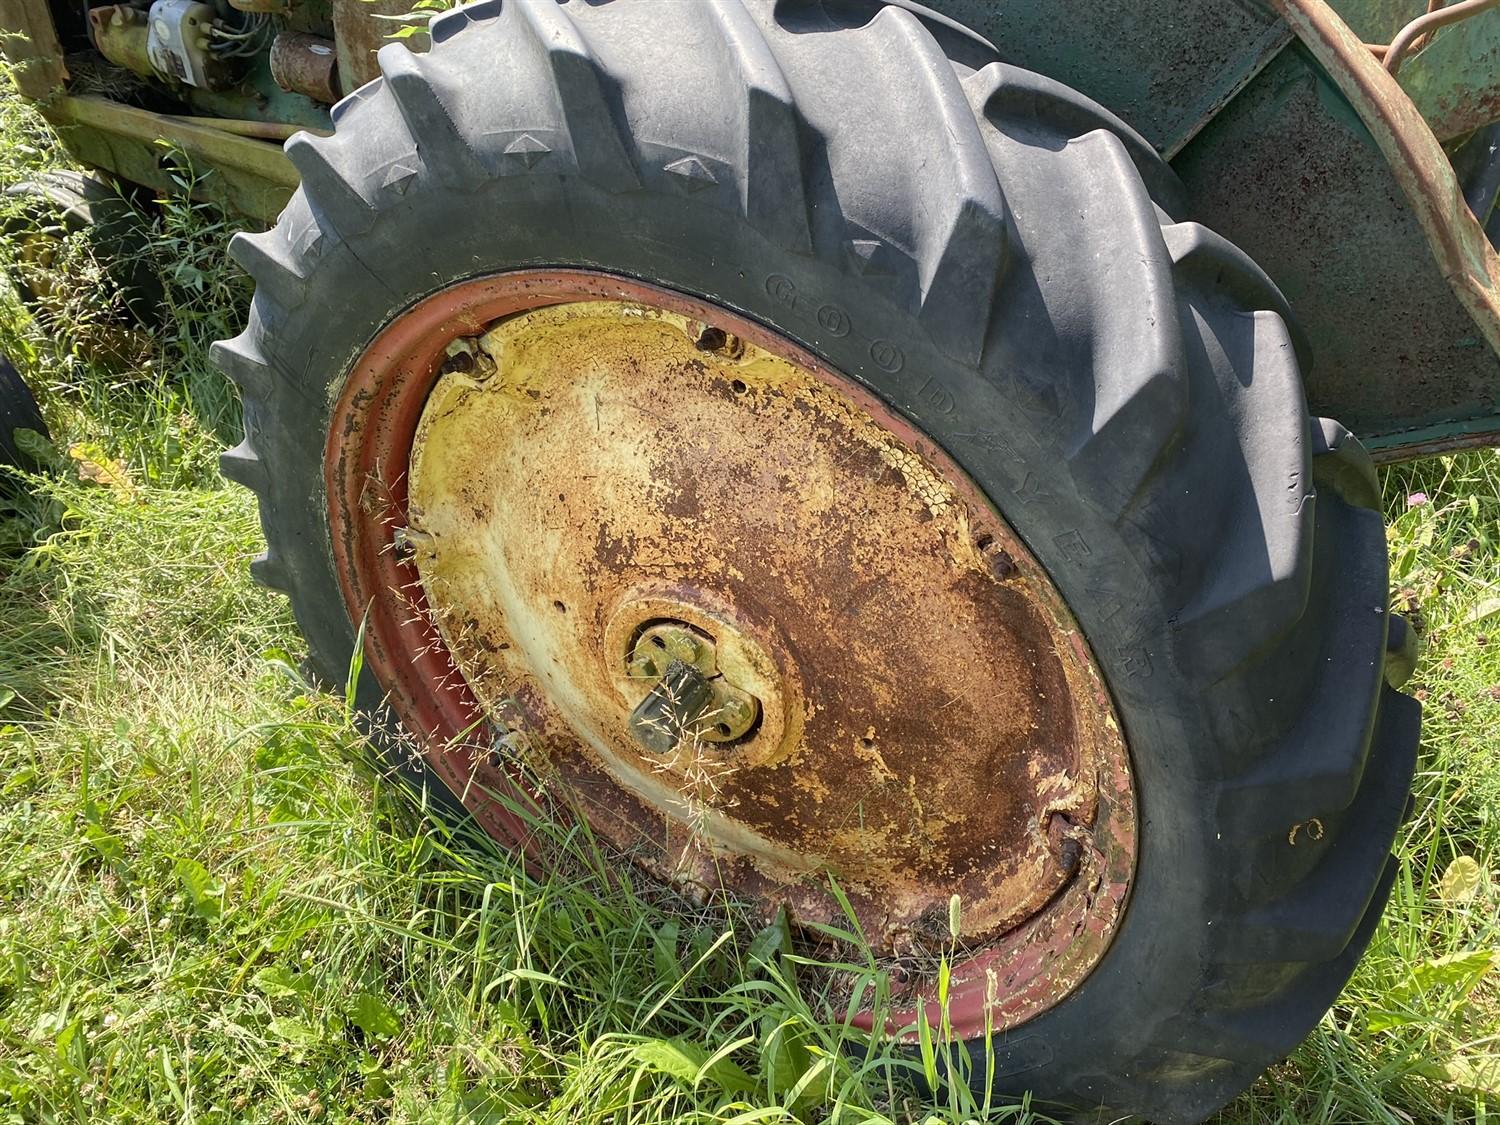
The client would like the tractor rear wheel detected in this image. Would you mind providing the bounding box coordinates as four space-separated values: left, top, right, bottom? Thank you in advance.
215 2 1420 1120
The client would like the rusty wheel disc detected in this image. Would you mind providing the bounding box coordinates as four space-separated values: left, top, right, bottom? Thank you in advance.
327 271 1135 1038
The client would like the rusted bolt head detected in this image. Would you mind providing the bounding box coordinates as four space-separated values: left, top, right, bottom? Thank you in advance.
977 535 1017 580
629 621 713 677
699 690 758 742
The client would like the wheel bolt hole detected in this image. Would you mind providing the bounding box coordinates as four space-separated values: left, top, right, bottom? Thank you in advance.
650 635 667 650
860 736 875 750
441 350 475 375
642 661 658 678
553 600 567 613
695 325 728 352
975 534 994 552
731 378 748 395
716 723 732 737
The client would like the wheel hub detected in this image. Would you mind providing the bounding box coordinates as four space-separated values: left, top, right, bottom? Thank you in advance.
326 273 1135 1037
622 619 763 751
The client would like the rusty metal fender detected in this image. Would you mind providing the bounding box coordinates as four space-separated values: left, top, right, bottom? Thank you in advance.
1276 0 1500 376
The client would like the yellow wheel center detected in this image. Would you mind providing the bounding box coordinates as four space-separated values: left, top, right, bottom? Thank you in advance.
405 299 1129 954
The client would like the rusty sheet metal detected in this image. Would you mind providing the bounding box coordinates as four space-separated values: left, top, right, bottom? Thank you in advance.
1275 2 1500 356
325 271 1134 1039
330 0 425 95
1393 3 1500 141
926 0 1293 157
1173 41 1500 457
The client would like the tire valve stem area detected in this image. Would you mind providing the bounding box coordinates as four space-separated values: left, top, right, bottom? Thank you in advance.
624 620 760 751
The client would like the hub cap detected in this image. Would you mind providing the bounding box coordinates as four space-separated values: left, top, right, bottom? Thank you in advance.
326 272 1135 1037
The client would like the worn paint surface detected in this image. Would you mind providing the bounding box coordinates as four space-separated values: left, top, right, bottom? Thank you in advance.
927 0 1293 157
1332 0 1500 142
43 95 296 222
1392 4 1500 141
404 300 1128 950
326 272 1135 1037
1261 0 1500 455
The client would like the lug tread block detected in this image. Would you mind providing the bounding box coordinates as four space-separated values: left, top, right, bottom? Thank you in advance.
1173 858 1398 1074
329 81 381 126
227 229 308 314
284 134 378 238
967 61 1187 219
1215 688 1417 964
863 5 1006 365
1164 221 1313 372
209 332 274 400
1059 129 1187 519
511 0 639 192
1214 713 1377 845
703 0 813 252
248 551 289 592
377 44 488 186
1212 497 1388 836
1310 416 1381 511
219 440 269 493
1170 310 1314 684
429 0 501 44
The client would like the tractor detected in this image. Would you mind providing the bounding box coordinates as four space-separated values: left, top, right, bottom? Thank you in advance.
2 0 1498 1119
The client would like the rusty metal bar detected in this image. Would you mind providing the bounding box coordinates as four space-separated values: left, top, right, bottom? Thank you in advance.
269 32 341 105
48 96 300 187
1383 0 1500 75
164 114 328 141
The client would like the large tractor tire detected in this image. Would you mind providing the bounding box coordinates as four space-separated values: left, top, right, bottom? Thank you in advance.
215 1 1420 1120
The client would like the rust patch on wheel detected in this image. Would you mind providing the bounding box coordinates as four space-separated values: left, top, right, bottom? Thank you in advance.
325 271 1135 1039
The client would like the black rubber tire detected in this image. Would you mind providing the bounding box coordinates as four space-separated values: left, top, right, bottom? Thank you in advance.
0 355 49 483
2 169 164 326
214 2 1420 1120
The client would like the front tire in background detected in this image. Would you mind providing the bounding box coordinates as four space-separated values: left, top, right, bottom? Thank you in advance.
214 2 1419 1120
1 170 163 355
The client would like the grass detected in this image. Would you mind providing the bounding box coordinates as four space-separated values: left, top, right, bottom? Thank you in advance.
0 80 1497 1124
